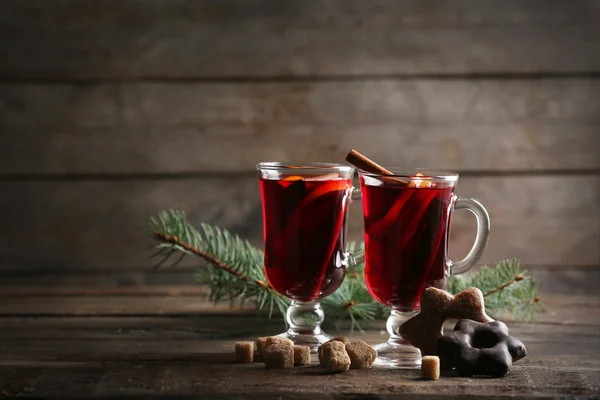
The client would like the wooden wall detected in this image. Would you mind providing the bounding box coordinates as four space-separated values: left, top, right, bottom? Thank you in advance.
0 1 598 288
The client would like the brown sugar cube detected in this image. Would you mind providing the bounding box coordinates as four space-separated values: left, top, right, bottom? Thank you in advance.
256 336 293 356
293 345 311 366
256 337 269 356
263 344 294 369
318 336 350 360
235 341 254 363
331 336 350 345
345 341 377 369
319 341 351 372
265 336 294 349
421 356 440 380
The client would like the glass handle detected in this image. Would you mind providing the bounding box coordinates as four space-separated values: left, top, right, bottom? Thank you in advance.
347 246 365 266
449 195 491 276
346 186 364 266
351 186 362 201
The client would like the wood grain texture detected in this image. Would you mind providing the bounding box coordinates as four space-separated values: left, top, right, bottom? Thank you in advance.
1 79 599 174
1 264 598 303
1 265 597 297
1 0 599 79
0 294 253 316
0 298 598 399
0 294 595 326
0 175 597 271
0 359 597 399
0 311 597 340
0 176 259 271
0 268 199 289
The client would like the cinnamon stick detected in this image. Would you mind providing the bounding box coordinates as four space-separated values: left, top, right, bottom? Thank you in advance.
345 149 406 186
345 149 393 175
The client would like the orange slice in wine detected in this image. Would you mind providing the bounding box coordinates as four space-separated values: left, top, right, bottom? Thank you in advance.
278 179 350 248
408 172 427 188
399 190 438 247
301 179 350 207
368 189 414 237
284 175 304 181
304 172 340 182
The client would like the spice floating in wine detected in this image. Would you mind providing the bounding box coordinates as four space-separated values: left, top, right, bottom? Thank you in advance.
260 173 352 301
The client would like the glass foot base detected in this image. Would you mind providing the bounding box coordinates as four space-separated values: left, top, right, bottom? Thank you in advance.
373 341 422 369
280 300 331 353
277 331 331 354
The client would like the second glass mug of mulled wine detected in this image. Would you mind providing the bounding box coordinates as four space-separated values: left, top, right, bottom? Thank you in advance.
257 162 363 352
359 169 490 368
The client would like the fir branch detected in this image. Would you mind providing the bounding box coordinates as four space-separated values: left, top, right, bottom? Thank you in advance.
483 273 525 297
153 231 267 288
150 210 288 318
150 210 543 329
446 258 543 321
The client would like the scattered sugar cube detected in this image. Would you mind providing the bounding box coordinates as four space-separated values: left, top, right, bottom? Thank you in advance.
421 355 440 380
263 344 294 369
319 341 351 372
256 336 293 356
256 337 269 356
265 336 294 348
235 341 254 363
293 345 311 366
318 336 350 361
331 336 350 345
345 340 377 369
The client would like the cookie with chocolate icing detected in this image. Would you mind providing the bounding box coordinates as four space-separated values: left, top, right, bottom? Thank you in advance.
437 319 527 377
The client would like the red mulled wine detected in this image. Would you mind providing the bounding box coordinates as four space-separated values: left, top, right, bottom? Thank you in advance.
360 178 455 311
260 176 351 301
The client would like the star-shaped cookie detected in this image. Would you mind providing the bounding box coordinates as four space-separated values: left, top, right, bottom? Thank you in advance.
399 287 493 356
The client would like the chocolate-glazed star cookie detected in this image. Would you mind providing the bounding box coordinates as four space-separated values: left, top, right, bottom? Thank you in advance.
437 319 527 377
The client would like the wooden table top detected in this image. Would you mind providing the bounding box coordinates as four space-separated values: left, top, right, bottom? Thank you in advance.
0 288 598 399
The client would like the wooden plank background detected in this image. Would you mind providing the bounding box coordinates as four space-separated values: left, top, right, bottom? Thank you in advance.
1 0 599 78
1 80 599 174
0 1 598 288
0 175 598 270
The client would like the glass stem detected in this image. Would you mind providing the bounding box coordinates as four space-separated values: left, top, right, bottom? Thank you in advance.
386 309 419 345
286 300 325 335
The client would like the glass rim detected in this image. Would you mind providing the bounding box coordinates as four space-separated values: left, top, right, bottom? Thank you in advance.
359 168 459 182
256 161 355 172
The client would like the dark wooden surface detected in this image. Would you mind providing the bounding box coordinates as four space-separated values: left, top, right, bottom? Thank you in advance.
0 288 598 399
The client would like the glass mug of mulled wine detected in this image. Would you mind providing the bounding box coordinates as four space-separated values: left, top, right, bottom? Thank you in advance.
257 162 363 352
359 169 490 368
